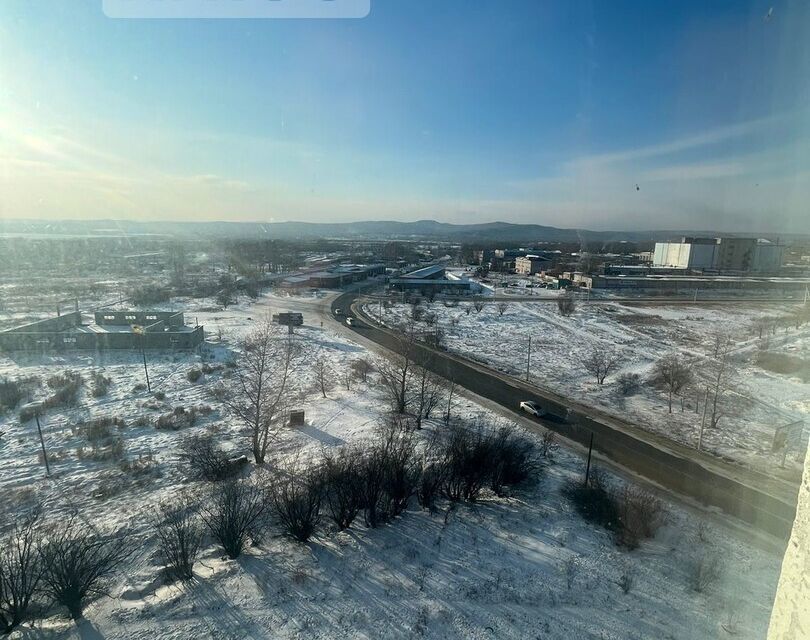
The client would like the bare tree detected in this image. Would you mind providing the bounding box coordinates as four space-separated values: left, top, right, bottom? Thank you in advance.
710 330 734 359
557 292 577 317
198 480 268 559
583 346 620 385
312 355 332 399
378 326 417 414
751 317 769 340
706 348 734 431
473 300 485 313
0 511 43 634
221 318 295 464
496 302 509 316
652 354 693 412
153 496 203 581
215 287 235 310
39 516 133 620
443 376 457 425
414 364 443 429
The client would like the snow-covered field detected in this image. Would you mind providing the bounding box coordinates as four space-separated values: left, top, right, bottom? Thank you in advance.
0 293 783 639
366 298 810 477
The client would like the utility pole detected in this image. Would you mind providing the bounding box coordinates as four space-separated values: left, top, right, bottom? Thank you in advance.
35 411 50 476
23 402 49 476
526 336 532 381
133 326 151 392
698 386 709 451
584 432 594 487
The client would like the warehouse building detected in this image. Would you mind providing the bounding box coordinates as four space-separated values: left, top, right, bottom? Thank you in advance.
0 309 203 352
652 237 785 273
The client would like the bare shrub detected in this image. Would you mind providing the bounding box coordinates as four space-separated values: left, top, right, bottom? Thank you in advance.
473 300 484 313
378 424 419 518
539 430 558 459
322 448 364 530
180 433 238 482
557 293 576 317
489 427 538 495
90 372 111 398
199 480 268 559
562 469 618 531
350 359 374 383
21 371 85 418
617 372 641 397
153 497 203 581
270 464 324 543
0 512 44 634
39 517 132 620
687 552 722 592
186 368 202 383
614 485 664 549
0 378 26 413
442 424 495 502
416 460 446 513
617 566 635 594
155 406 197 431
496 302 509 316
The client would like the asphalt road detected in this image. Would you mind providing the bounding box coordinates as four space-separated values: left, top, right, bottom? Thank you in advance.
333 290 800 540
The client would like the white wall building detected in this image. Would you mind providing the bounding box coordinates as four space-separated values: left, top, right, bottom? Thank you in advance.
653 237 784 273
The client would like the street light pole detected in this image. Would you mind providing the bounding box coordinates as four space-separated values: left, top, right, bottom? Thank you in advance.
584 432 594 487
526 336 532 381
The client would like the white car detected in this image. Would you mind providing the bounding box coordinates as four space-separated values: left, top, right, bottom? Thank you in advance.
345 317 354 326
334 308 343 316
519 401 546 417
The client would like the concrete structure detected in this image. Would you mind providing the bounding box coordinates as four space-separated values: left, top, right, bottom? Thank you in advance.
515 255 552 275
653 237 785 273
0 310 203 352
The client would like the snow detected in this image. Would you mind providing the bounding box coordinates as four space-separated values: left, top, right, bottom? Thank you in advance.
0 292 783 639
366 298 810 477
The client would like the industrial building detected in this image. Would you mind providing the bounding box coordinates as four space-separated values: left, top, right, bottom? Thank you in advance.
388 264 479 296
652 237 785 273
0 309 204 352
280 263 385 290
515 255 552 275
574 273 810 293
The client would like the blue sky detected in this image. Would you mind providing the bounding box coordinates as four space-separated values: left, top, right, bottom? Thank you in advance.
0 0 808 232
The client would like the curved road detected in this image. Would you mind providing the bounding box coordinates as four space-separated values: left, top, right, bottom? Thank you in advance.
330 289 800 540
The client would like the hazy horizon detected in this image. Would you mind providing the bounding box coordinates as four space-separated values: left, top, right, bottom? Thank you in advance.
1 0 809 233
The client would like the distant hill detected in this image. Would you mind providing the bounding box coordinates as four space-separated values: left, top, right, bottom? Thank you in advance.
0 218 793 244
